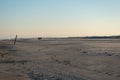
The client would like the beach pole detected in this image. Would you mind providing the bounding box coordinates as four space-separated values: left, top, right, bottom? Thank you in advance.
14 35 17 45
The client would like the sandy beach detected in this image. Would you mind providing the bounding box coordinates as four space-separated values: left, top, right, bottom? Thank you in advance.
0 38 120 80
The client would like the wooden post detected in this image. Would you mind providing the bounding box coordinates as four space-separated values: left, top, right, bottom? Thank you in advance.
14 35 17 45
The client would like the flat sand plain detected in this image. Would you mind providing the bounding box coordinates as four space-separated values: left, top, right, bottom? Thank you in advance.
0 38 120 80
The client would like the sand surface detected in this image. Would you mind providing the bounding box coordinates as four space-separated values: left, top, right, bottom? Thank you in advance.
0 38 120 80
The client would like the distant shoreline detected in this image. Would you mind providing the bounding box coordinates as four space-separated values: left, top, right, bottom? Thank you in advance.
66 35 120 39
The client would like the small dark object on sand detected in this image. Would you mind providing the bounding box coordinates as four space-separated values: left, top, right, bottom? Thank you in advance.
116 75 120 77
82 51 88 53
63 60 71 65
38 37 42 40
104 52 112 56
56 78 62 80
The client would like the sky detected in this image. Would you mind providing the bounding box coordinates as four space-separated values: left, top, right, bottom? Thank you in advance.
0 0 120 38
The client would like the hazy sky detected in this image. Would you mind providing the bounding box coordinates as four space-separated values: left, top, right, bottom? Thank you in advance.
0 0 120 38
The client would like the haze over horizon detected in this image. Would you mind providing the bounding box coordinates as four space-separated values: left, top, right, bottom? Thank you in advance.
0 0 120 39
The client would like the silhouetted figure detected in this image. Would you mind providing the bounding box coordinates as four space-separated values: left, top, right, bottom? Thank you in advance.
14 35 17 44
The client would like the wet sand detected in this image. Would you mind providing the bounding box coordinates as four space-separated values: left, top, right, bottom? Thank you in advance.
0 38 120 80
